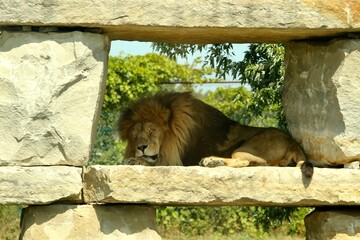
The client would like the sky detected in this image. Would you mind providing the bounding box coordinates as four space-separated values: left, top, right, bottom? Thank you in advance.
110 40 248 64
109 40 249 91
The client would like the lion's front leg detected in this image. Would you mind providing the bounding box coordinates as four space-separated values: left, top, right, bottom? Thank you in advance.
200 151 268 168
123 157 151 166
200 156 251 168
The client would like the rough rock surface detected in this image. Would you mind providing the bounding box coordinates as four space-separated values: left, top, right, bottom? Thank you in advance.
83 165 360 206
0 31 108 166
20 204 161 240
283 40 360 166
0 1 359 42
305 209 360 240
0 166 82 204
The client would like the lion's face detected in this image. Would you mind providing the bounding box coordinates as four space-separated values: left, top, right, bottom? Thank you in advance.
127 121 165 165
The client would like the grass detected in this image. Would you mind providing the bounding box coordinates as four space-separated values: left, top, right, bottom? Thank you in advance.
161 231 304 240
0 205 21 240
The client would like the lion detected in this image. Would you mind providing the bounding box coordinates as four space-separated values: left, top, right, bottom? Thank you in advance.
118 92 313 178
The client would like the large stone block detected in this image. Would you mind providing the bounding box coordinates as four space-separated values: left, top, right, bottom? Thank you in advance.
283 40 360 166
0 1 359 42
0 31 109 166
20 204 161 240
83 165 360 206
0 166 82 204
305 208 360 240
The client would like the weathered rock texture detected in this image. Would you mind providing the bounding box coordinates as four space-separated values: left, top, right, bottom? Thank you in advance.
20 204 161 240
305 208 360 240
0 31 108 166
83 166 360 207
0 1 359 42
0 166 82 204
283 40 360 167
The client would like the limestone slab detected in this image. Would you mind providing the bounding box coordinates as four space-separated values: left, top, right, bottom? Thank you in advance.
0 1 359 42
83 166 360 206
20 204 161 240
0 166 82 204
283 40 360 166
0 31 109 166
305 208 360 240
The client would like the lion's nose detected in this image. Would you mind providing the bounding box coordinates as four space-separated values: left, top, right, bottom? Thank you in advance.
137 145 148 153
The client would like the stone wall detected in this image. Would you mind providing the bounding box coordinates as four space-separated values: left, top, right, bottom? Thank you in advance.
2 164 359 239
1 1 360 239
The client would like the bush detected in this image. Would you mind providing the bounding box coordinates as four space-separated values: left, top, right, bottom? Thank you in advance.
90 111 125 165
156 206 310 238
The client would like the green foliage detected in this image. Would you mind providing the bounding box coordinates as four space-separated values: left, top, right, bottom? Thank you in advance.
157 206 309 238
157 206 248 236
236 44 286 130
204 87 278 127
287 207 313 236
204 43 236 79
204 87 252 125
90 111 125 165
152 43 287 129
104 53 212 112
252 207 296 231
152 43 206 60
0 205 21 240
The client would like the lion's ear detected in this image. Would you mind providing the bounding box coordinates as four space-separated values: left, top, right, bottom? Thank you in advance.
118 108 132 125
160 109 171 125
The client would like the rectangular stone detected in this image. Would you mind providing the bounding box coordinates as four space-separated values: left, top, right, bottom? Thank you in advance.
20 204 161 240
283 40 360 166
0 1 359 42
0 166 82 204
0 31 109 166
83 165 360 206
305 209 360 239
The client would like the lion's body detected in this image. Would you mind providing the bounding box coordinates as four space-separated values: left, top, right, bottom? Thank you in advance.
118 92 313 178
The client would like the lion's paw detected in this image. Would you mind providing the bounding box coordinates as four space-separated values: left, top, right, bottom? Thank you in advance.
200 157 225 167
124 157 149 166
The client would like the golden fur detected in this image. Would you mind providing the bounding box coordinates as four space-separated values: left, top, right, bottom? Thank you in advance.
118 92 313 178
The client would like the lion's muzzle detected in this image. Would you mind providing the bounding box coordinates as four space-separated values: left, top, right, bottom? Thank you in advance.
141 154 159 165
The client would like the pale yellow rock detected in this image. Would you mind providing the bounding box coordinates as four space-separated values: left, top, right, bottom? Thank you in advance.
332 234 360 240
284 40 360 166
0 31 109 166
0 1 359 42
20 204 161 240
0 166 82 204
305 209 360 240
83 165 360 206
